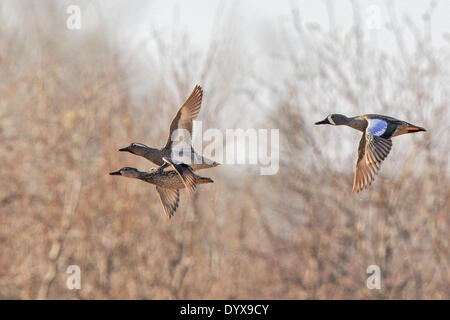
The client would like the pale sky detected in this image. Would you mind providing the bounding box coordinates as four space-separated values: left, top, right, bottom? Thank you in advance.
89 0 450 105
96 0 449 50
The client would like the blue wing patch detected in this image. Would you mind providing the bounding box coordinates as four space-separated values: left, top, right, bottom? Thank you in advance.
367 119 387 136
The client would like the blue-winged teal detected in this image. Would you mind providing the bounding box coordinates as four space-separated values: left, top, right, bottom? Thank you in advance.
315 114 426 192
110 157 213 218
119 85 219 171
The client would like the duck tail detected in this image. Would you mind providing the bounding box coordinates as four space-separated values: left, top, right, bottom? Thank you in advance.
197 176 214 184
406 125 426 133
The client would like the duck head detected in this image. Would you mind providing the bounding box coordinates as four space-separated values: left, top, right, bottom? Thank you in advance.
109 167 141 178
315 114 349 126
119 142 151 156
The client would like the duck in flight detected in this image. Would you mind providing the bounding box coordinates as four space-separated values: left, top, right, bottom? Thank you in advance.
119 85 219 171
315 114 426 192
110 157 214 218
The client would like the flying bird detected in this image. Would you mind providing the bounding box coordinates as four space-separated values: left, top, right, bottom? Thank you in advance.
119 85 219 171
315 114 426 192
110 157 213 218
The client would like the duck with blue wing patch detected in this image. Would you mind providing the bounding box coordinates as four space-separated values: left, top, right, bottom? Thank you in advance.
315 113 426 192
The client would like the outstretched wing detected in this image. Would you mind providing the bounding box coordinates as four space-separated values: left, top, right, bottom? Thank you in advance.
156 187 180 219
164 85 203 149
353 132 392 192
162 157 197 193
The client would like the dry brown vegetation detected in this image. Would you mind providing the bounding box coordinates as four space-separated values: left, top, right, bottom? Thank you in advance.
0 1 448 299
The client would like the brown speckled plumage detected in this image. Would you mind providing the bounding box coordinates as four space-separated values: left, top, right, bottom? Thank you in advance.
110 160 213 218
119 85 219 170
139 167 213 190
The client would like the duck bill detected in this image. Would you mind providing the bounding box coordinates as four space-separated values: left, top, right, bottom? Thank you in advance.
118 146 130 152
109 170 122 176
315 118 330 125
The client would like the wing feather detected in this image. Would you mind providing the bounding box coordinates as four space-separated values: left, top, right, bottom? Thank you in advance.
353 132 392 192
165 85 203 148
162 157 197 193
156 187 180 218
